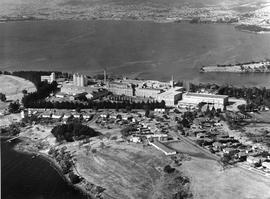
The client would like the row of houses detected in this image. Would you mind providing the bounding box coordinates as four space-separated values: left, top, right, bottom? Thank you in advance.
22 109 93 121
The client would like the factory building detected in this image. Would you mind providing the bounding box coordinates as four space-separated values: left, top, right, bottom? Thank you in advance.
136 87 162 98
41 72 56 83
107 82 133 96
157 87 183 107
179 92 228 109
73 73 87 87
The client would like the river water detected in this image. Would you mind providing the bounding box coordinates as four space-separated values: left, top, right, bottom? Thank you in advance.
0 20 270 87
1 139 87 199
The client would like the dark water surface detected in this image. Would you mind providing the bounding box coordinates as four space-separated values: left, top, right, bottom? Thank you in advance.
1 139 87 199
0 20 270 87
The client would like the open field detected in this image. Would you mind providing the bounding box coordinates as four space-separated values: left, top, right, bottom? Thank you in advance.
18 124 192 199
75 142 186 199
181 157 270 199
250 111 270 123
167 141 213 160
0 75 36 101
0 113 21 127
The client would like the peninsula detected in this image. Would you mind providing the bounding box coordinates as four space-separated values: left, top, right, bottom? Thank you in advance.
200 60 270 73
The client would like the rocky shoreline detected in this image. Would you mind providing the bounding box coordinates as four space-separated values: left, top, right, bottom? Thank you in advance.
13 137 100 199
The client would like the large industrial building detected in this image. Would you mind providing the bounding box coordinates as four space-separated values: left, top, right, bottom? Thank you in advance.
179 92 228 109
157 87 183 107
41 72 56 83
105 77 182 106
73 73 87 87
107 82 134 96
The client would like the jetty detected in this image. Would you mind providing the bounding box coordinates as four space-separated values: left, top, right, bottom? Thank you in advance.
201 60 270 73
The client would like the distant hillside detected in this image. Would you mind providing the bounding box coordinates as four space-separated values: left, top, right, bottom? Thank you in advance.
0 0 269 26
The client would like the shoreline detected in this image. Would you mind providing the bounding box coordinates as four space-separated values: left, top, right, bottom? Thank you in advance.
1 17 270 35
12 137 95 199
201 60 270 73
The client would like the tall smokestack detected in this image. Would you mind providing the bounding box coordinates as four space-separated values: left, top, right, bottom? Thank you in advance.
104 70 107 83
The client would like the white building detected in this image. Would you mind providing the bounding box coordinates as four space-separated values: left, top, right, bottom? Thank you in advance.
73 73 87 87
262 161 270 169
157 87 183 107
149 141 176 155
41 72 56 83
179 92 228 109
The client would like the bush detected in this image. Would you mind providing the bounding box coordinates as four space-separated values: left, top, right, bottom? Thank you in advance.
0 93 6 102
120 125 137 137
69 172 82 184
163 165 175 173
8 101 20 113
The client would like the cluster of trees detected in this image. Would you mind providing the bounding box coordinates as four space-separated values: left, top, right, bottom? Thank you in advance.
120 125 138 137
0 71 12 75
163 165 176 173
48 147 73 174
0 93 6 102
8 101 21 113
0 124 20 136
51 122 99 142
12 71 68 87
189 82 270 112
218 85 270 111
24 98 166 110
48 146 82 184
22 81 58 107
181 111 197 128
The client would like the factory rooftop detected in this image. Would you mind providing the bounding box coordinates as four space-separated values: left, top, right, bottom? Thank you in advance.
184 92 228 99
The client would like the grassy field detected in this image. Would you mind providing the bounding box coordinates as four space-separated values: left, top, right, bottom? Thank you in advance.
181 157 270 199
0 75 36 101
19 123 192 199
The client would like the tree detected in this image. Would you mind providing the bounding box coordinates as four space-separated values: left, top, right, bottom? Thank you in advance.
51 122 99 142
8 124 20 136
22 89 28 95
69 172 82 184
0 93 6 102
120 125 137 137
8 101 20 113
145 109 150 117
163 165 175 173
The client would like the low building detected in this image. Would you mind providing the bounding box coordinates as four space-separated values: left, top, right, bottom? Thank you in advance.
247 156 261 165
223 148 239 155
55 92 66 98
212 142 223 150
262 161 270 169
130 136 141 143
52 113 63 119
149 141 176 155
